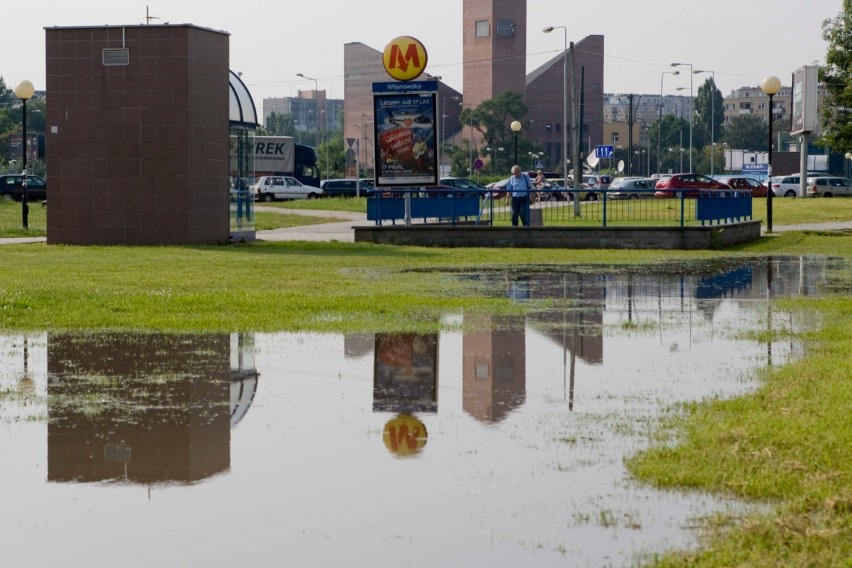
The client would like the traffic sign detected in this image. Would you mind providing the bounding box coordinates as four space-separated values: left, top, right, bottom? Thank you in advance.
595 145 614 159
534 159 544 170
473 158 484 171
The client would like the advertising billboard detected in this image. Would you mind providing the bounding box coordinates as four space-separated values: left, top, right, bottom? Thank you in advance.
373 81 438 186
791 65 818 135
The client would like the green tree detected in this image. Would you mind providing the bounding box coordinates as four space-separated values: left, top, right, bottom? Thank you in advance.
260 111 296 137
694 77 724 153
460 91 528 166
819 0 852 150
723 114 767 151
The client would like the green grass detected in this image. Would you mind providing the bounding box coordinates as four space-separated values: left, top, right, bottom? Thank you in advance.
252 210 348 230
0 199 47 237
260 196 369 213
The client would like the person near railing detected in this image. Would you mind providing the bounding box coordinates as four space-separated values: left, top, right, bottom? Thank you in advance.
507 165 533 226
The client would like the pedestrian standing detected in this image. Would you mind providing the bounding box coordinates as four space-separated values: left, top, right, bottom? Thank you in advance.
507 165 532 226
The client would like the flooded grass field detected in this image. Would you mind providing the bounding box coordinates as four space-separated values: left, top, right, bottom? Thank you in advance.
0 256 843 567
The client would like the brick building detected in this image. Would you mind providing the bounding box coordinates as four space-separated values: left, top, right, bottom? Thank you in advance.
45 24 231 245
342 0 604 176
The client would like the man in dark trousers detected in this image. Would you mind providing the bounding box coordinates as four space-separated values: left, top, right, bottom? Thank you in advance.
507 165 532 226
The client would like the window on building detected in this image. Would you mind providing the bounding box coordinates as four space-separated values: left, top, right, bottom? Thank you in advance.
740 103 752 110
611 132 620 143
475 20 489 37
496 19 515 37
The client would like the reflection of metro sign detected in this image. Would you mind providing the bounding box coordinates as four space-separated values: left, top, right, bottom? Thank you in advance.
594 145 613 159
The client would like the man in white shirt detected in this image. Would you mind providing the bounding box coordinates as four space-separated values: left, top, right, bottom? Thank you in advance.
506 165 532 226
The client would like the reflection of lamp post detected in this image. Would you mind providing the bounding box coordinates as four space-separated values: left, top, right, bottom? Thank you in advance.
13 80 34 230
694 70 716 175
296 73 319 146
510 120 522 166
760 75 781 233
671 62 693 172
659 70 679 175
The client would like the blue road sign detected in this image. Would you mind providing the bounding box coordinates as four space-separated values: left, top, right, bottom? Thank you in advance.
595 145 614 159
534 160 544 170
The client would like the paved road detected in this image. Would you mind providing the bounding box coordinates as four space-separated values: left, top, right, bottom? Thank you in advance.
3 212 851 245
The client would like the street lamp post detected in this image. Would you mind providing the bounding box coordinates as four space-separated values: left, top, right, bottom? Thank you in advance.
544 25 568 181
694 70 716 175
510 120 522 166
441 96 459 177
13 80 35 230
671 63 693 172
760 75 781 234
296 73 319 147
659 70 679 176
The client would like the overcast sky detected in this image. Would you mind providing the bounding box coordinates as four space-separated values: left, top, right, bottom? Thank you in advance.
2 0 839 102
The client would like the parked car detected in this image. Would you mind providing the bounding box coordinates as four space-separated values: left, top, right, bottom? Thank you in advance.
583 174 612 190
716 176 769 198
0 174 47 201
607 177 656 199
654 174 731 198
552 178 599 201
440 177 488 197
484 178 511 200
770 175 803 198
805 176 852 197
252 175 324 201
320 178 375 198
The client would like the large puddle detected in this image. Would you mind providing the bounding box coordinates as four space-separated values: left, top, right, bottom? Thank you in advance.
0 256 845 567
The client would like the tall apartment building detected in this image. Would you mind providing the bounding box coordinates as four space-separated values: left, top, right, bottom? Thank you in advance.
262 92 344 143
723 85 792 126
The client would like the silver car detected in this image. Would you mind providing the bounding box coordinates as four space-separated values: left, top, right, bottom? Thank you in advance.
607 177 656 199
805 176 852 197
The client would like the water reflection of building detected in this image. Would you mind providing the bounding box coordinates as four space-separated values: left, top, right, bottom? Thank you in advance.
47 332 258 484
462 314 526 423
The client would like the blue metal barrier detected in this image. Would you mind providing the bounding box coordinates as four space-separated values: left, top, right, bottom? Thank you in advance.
696 190 753 225
367 191 481 225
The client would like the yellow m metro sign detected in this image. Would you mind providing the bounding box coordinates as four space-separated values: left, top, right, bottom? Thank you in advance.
382 36 428 81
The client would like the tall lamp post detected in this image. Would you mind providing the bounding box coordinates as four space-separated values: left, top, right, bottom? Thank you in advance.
543 26 568 179
296 73 319 146
14 80 35 230
441 96 459 176
694 70 716 175
760 75 781 234
510 120 522 166
671 62 693 172
659 70 679 176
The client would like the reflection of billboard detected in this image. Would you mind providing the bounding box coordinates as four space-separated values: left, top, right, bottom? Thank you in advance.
373 333 438 412
373 83 437 186
791 65 818 135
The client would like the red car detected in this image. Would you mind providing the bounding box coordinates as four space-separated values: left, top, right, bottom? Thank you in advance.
654 174 731 198
716 176 769 197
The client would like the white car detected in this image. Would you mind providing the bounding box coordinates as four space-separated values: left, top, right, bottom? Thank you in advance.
770 175 803 198
252 176 324 202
